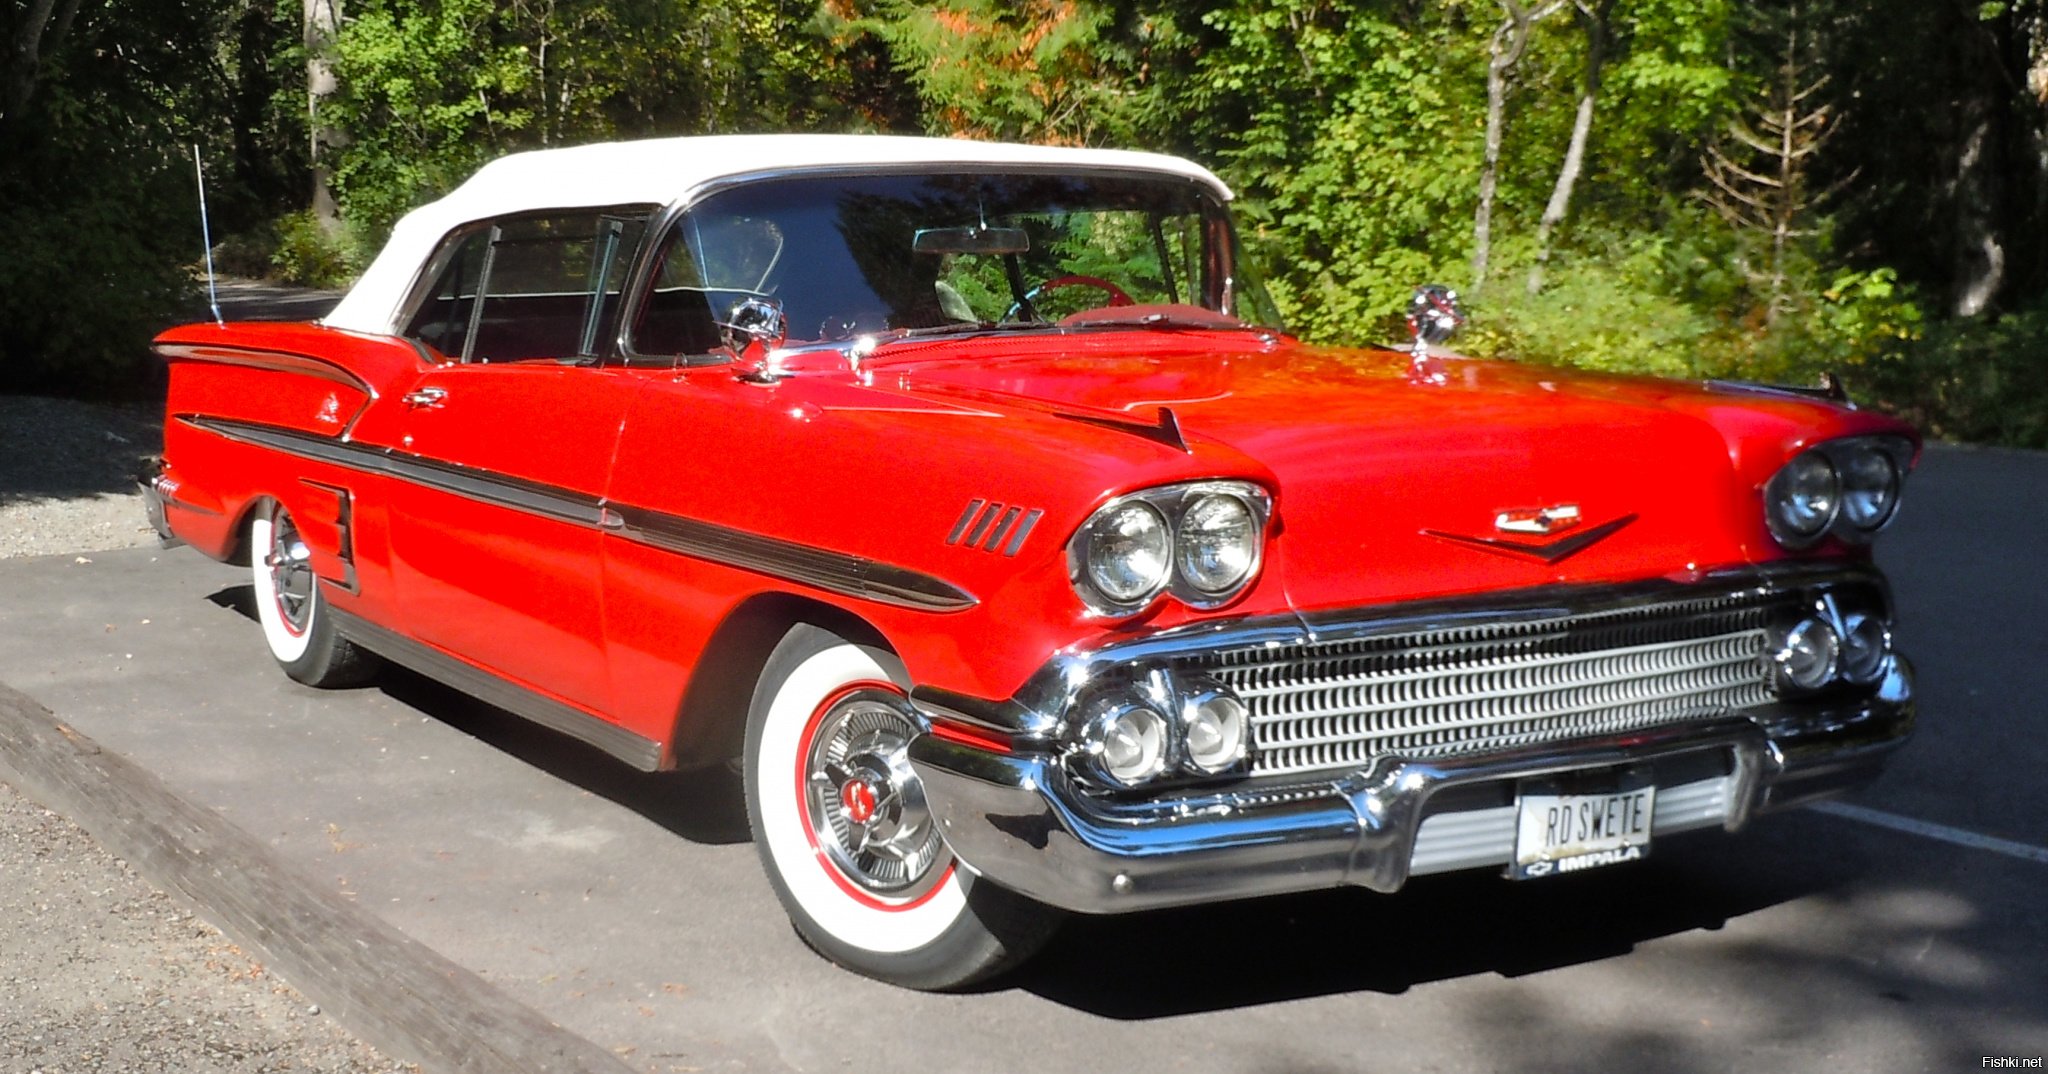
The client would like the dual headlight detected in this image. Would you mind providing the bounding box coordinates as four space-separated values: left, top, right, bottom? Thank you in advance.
1068 481 1273 616
1069 671 1252 790
1769 596 1893 694
1764 436 1913 549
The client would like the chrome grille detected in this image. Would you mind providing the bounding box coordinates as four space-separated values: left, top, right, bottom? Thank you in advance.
1193 592 1777 778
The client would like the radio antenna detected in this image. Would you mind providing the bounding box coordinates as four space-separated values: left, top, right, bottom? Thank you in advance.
192 145 224 326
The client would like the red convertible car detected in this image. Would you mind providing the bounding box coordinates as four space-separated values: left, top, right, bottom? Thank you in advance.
147 134 1918 989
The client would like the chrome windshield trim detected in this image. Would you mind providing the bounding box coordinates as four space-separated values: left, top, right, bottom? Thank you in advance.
614 164 1239 363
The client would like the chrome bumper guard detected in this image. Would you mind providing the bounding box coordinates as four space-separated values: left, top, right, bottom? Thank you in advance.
909 658 1913 915
137 458 184 548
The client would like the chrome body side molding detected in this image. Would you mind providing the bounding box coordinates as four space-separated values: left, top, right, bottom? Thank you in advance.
183 415 976 612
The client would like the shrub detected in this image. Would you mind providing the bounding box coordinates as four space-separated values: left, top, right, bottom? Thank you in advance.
1863 301 2048 449
269 210 366 288
0 152 197 401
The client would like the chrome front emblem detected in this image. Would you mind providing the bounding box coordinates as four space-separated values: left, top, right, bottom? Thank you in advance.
1423 506 1637 565
1495 504 1582 535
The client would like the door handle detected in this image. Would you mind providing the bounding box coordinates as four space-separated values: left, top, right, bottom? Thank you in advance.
403 387 448 409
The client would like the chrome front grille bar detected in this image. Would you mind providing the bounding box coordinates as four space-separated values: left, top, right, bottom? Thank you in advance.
1194 592 1778 778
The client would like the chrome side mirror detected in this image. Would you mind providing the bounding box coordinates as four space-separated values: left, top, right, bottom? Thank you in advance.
721 297 788 381
721 296 787 354
1405 284 1463 386
1406 285 1463 348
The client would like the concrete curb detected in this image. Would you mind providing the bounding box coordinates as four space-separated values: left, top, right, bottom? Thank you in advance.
0 682 635 1074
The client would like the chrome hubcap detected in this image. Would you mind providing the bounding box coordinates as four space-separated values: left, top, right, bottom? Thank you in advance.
265 511 314 633
803 691 948 899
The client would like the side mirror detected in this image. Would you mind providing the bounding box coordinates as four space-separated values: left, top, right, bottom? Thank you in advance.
1406 285 1463 348
721 296 788 381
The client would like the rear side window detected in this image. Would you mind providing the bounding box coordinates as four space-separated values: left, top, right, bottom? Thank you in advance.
402 208 653 363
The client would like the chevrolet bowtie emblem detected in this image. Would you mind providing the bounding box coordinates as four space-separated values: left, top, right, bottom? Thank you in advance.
1494 504 1581 535
1422 506 1637 564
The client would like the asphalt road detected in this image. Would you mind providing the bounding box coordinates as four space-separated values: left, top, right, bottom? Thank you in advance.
0 442 2043 1074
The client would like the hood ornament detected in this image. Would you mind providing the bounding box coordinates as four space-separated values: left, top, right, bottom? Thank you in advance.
1405 284 1464 384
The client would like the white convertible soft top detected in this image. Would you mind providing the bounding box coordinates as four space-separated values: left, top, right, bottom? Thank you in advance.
322 133 1232 334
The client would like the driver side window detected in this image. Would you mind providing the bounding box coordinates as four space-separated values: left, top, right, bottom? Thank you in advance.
402 209 652 363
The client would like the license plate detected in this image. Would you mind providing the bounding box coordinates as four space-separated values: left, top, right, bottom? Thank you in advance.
1511 777 1655 880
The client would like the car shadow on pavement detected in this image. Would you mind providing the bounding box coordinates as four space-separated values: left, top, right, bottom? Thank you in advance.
204 580 1854 1017
205 583 752 847
1009 810 1853 1018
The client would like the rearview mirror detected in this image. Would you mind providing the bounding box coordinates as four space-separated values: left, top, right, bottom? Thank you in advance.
913 226 1030 256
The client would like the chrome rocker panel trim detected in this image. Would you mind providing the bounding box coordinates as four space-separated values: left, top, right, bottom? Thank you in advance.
909 657 1913 915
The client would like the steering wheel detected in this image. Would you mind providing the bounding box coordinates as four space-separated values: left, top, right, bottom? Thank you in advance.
1003 274 1135 323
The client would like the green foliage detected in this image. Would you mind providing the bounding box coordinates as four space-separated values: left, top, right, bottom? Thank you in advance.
1178 2 1485 341
0 0 224 398
329 0 856 240
1863 299 2048 448
1460 235 1727 378
269 211 369 288
0 149 196 399
848 0 1152 145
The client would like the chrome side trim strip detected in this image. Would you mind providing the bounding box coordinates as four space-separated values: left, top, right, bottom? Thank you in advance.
182 415 603 526
185 415 975 612
156 342 381 436
327 603 663 771
614 506 976 612
156 342 373 395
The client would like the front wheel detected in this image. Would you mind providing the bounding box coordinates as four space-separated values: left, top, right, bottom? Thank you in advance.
744 624 1058 990
249 502 376 687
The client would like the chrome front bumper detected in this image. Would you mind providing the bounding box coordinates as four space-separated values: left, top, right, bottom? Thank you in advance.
908 658 1913 914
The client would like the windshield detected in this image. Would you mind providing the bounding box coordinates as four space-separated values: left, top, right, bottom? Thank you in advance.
629 171 1282 355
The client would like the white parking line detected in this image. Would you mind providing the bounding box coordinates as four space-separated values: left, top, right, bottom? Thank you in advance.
1809 801 2048 865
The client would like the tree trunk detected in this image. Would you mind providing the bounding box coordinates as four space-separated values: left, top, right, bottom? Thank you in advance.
2 0 87 136
1472 1 1560 295
1527 0 1612 297
305 0 344 229
1951 102 2007 317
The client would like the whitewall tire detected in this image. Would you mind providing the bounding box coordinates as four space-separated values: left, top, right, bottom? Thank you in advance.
744 624 1057 989
249 502 375 687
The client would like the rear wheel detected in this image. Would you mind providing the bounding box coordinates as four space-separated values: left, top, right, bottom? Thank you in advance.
743 624 1057 990
249 502 375 687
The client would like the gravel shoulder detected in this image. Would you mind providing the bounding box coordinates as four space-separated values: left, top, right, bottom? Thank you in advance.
0 394 164 560
0 780 404 1073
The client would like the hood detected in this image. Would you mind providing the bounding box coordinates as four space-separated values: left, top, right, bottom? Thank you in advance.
874 330 1903 612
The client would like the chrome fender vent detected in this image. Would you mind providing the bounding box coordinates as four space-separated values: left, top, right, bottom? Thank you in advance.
947 499 1044 557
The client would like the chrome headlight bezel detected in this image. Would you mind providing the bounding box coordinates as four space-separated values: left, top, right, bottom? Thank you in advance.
1837 443 1903 532
1176 676 1251 775
1068 481 1273 617
1772 614 1841 693
1074 499 1172 609
1073 691 1174 789
1064 670 1256 792
1763 435 1913 549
